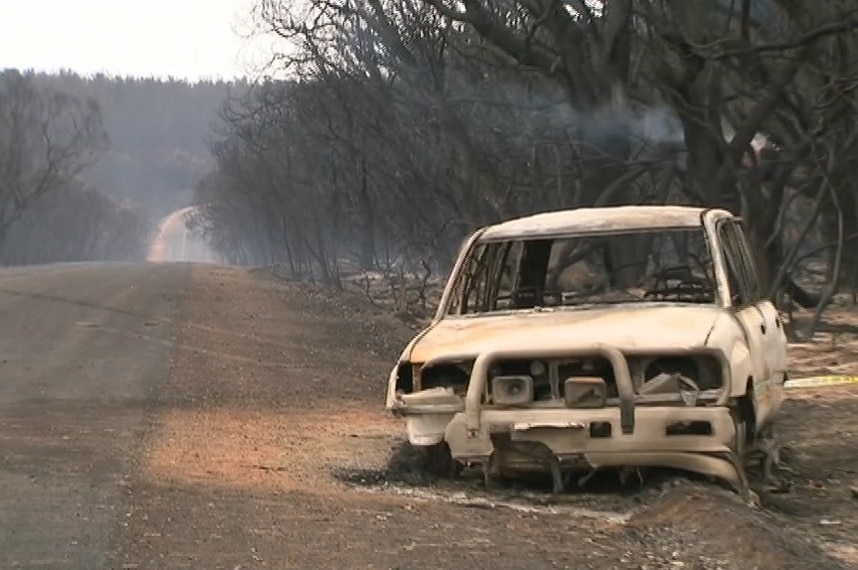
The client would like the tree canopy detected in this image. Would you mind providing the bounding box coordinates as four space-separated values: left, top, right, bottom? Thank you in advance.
194 0 858 333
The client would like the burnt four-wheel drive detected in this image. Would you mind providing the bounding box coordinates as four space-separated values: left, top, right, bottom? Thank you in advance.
385 205 788 498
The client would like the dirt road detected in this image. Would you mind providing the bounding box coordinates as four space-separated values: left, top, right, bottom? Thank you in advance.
0 263 856 569
0 262 188 568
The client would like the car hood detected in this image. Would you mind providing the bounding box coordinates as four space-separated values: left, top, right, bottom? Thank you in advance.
409 304 725 363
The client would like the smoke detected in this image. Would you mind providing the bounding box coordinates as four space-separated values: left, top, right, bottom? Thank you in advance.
569 102 686 147
432 68 687 149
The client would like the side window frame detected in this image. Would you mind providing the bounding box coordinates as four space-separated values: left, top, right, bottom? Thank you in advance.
732 221 763 302
453 240 524 314
716 219 762 308
452 242 488 315
471 243 503 313
487 240 523 312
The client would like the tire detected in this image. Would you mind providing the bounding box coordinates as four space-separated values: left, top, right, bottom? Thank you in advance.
731 393 757 460
732 414 748 461
422 441 462 479
730 401 756 462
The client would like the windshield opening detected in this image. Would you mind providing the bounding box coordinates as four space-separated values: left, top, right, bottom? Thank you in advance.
446 228 716 316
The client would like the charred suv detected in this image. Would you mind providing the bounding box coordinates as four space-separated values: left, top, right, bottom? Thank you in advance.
385 205 788 496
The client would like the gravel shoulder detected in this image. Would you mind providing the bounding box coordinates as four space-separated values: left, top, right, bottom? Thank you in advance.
107 264 858 569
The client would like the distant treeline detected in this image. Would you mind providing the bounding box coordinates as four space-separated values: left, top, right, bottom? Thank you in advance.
0 69 245 266
28 70 249 220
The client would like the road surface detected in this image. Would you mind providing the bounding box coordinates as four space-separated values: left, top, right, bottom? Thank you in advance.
0 262 188 568
0 262 854 570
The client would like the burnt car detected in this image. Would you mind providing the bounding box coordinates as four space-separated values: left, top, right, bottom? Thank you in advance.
385 205 788 497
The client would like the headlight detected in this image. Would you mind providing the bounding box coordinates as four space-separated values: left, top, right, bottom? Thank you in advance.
492 375 533 405
564 376 607 408
641 355 723 392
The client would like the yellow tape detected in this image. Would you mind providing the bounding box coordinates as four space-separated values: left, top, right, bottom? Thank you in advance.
784 375 858 389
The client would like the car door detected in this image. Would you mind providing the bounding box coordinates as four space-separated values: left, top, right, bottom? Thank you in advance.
715 218 782 423
730 221 788 415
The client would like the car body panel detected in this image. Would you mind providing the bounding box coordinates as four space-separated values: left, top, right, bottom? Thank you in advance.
408 304 723 364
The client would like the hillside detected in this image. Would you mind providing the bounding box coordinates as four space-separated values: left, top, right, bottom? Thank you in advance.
28 70 248 221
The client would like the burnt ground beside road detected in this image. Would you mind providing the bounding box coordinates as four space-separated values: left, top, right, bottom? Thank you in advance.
109 265 858 570
0 263 856 569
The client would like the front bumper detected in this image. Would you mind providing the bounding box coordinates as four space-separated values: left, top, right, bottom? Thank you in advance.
446 405 734 464
392 343 743 491
444 405 741 491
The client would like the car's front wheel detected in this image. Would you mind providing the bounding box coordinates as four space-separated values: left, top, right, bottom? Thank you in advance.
422 441 463 479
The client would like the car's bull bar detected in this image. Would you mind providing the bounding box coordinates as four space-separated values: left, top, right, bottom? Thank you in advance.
465 344 636 436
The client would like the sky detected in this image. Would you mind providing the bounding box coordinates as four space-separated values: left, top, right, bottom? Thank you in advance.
0 0 280 81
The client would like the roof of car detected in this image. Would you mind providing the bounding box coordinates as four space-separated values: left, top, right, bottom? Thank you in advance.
478 205 734 241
